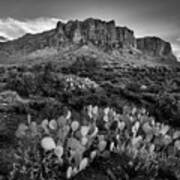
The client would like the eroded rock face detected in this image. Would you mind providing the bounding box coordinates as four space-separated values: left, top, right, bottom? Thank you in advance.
54 18 136 48
136 37 177 61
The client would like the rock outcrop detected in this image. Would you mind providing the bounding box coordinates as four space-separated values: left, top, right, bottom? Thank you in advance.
136 37 177 61
54 18 136 49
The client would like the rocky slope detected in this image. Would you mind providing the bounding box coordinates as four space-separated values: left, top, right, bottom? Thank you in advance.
0 18 178 64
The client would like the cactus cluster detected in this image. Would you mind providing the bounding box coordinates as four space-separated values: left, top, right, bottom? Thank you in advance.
12 105 180 179
63 75 99 92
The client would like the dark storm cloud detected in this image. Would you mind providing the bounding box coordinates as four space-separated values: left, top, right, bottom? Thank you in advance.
0 0 179 57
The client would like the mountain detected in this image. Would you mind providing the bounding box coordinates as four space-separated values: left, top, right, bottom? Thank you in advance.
0 18 178 65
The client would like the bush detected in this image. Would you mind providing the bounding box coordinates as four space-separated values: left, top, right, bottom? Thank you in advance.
67 56 101 74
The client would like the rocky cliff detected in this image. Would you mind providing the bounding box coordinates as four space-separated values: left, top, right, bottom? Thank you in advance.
137 37 177 61
55 18 136 48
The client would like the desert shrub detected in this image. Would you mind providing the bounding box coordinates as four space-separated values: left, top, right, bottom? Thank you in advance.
67 56 101 74
27 98 64 121
5 68 100 100
4 63 180 129
151 93 180 127
5 71 37 97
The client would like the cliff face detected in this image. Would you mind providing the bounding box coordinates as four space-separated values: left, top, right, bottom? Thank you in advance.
136 37 177 61
55 18 136 48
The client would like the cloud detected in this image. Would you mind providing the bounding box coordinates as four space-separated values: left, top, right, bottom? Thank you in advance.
177 38 180 42
172 43 180 59
0 17 63 40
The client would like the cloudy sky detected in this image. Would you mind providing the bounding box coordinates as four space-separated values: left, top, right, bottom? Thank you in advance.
0 0 179 58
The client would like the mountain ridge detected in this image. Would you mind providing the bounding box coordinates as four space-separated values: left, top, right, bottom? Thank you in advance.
0 18 178 64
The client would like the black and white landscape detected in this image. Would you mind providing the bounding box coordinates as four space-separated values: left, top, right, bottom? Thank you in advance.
0 1 180 180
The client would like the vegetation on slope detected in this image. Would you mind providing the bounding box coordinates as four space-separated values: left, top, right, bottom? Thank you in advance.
0 56 180 179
